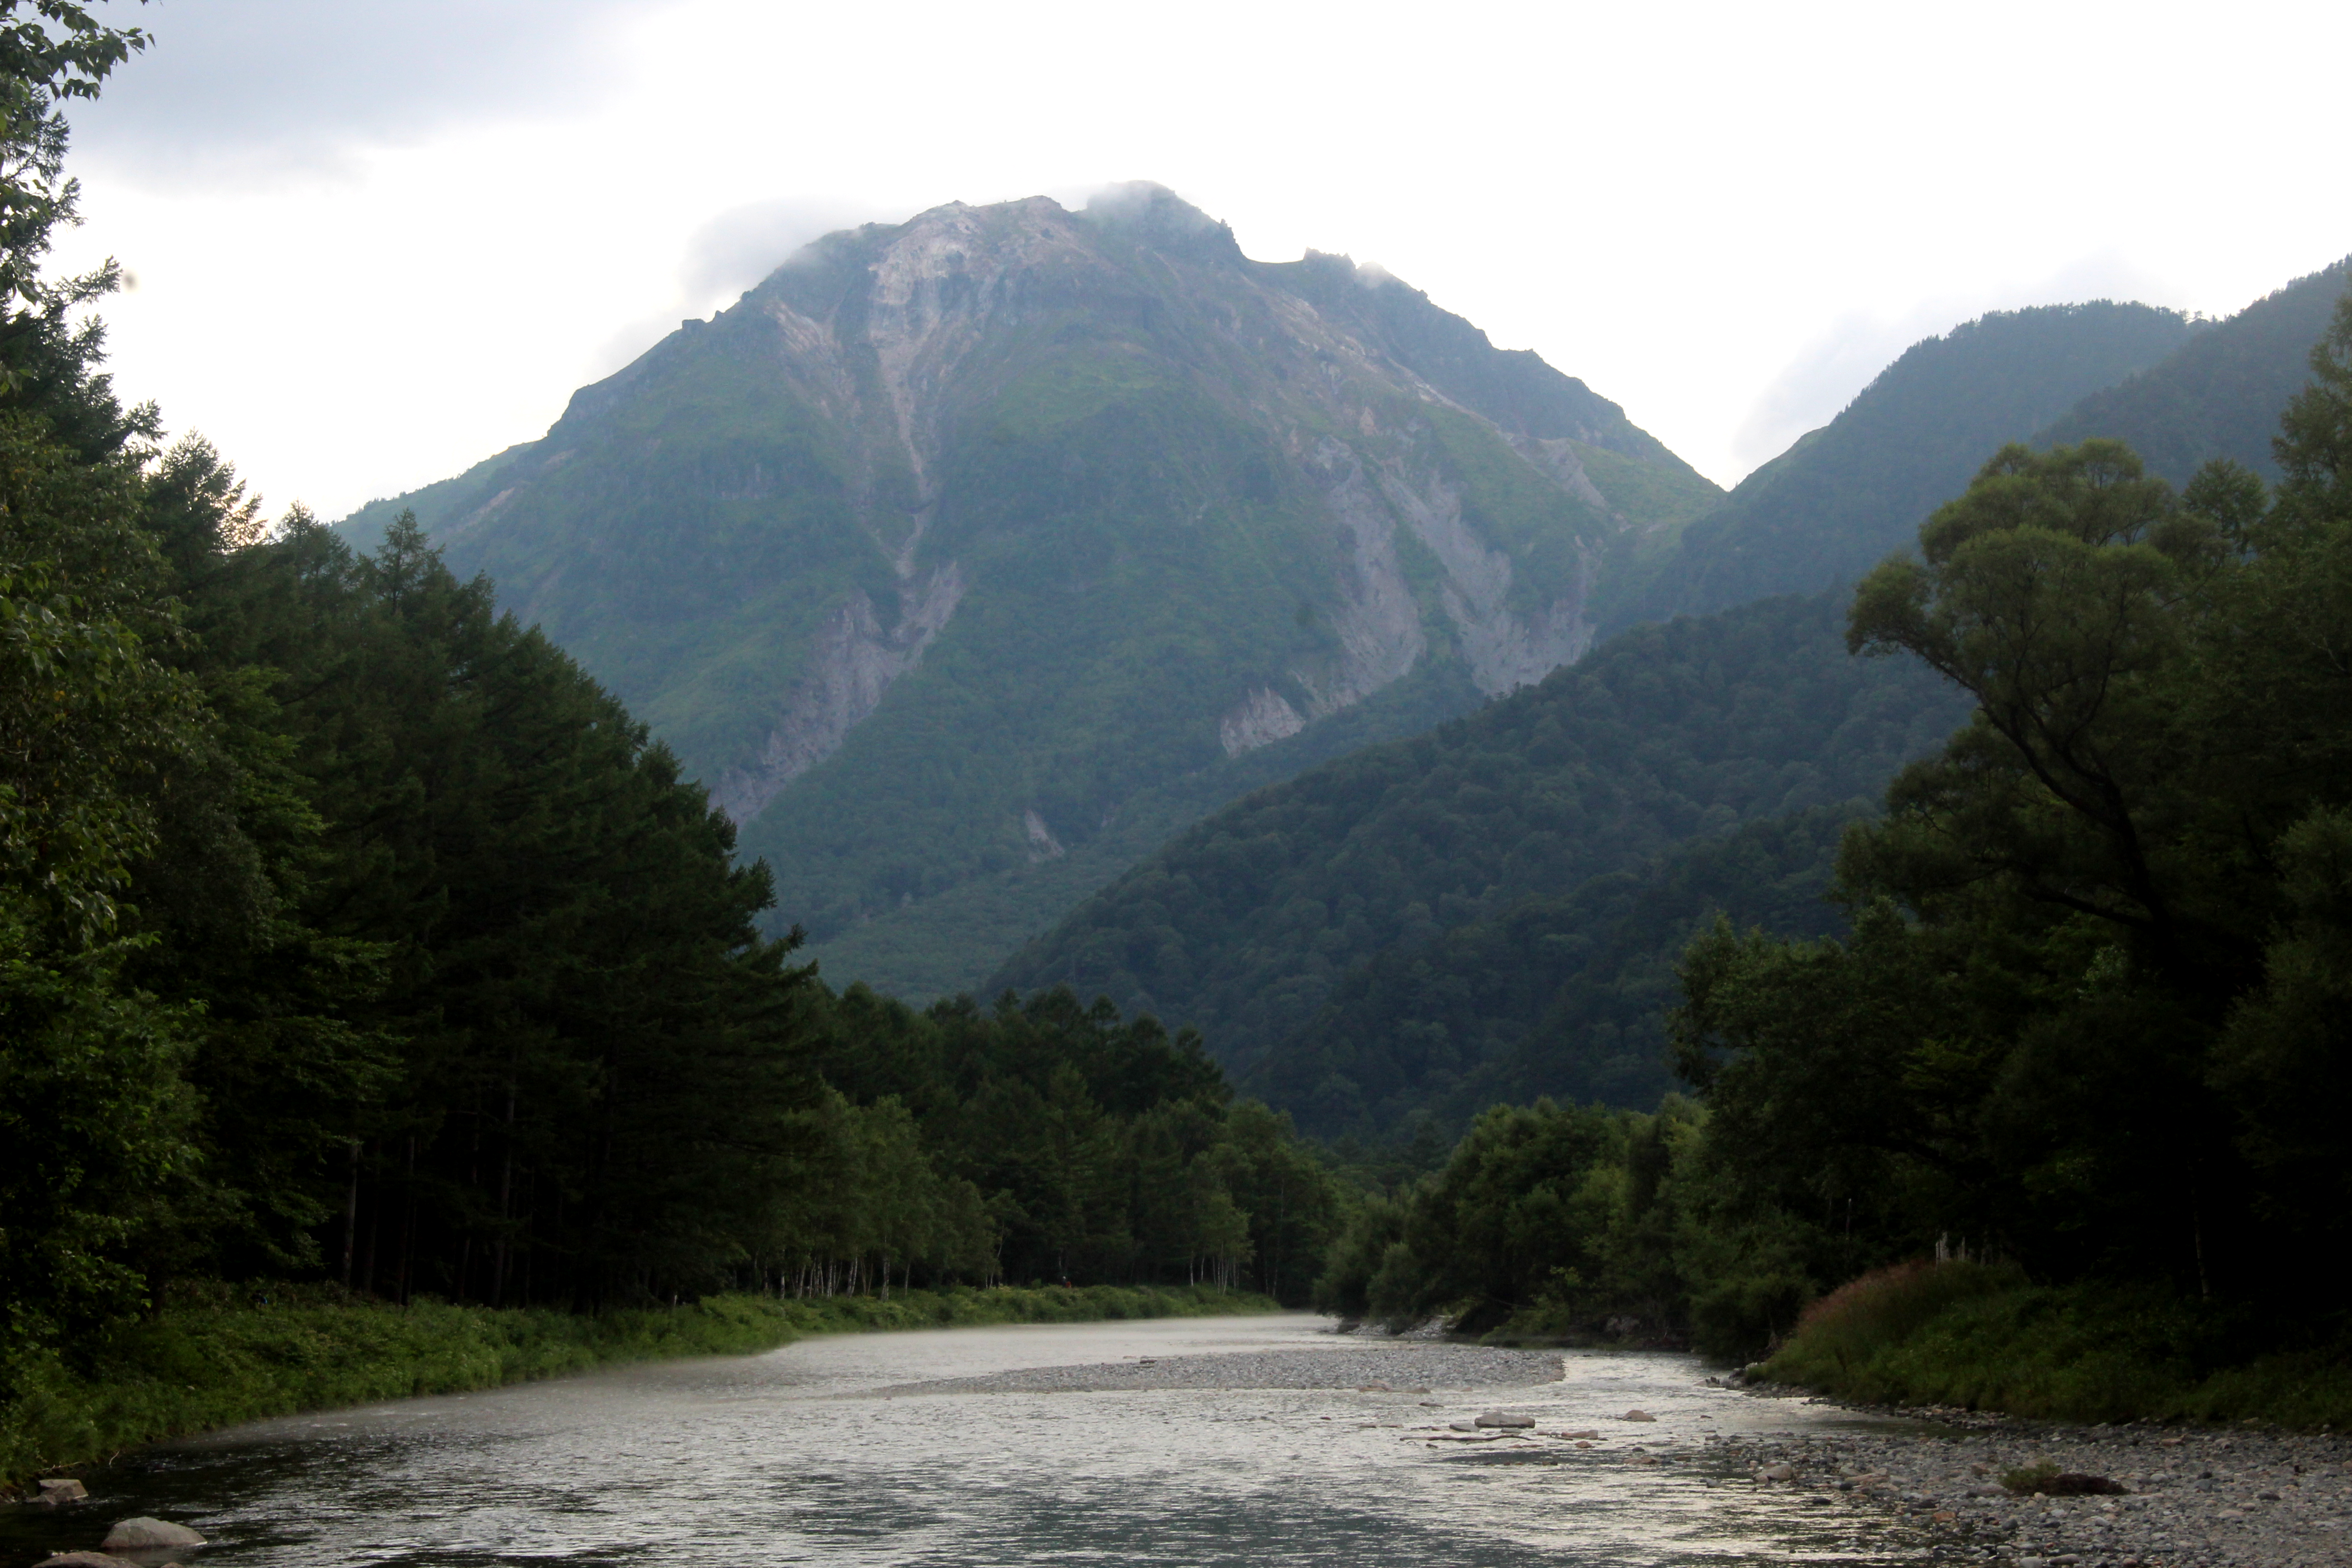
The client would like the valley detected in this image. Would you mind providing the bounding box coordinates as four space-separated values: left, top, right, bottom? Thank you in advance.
10 10 2352 1548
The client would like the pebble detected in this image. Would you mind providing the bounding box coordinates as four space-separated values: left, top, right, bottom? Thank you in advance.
1703 1396 2352 1568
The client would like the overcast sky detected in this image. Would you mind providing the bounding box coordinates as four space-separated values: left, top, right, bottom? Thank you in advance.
52 0 2352 520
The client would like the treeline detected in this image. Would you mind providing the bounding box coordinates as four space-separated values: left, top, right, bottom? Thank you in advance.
0 20 1333 1401
797 988 1337 1300
1324 291 2352 1372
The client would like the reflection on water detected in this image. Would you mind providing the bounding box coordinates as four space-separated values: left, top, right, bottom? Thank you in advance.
2 1315 1946 1567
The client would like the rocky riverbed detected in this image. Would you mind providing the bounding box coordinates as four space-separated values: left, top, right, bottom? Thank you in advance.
1694 1392 2352 1568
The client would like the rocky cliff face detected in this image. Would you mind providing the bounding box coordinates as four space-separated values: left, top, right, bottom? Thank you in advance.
341 184 1720 994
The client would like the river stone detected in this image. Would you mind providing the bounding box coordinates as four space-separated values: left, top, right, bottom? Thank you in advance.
102 1519 206 1551
1621 1409 1657 1421
36 1478 88 1504
33 1555 139 1567
1760 1462 1797 1481
1475 1411 1535 1428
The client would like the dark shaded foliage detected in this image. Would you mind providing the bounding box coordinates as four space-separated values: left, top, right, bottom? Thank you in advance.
1246 802 1869 1140
994 591 1967 1086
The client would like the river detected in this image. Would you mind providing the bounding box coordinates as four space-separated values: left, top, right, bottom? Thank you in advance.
5 1314 1953 1566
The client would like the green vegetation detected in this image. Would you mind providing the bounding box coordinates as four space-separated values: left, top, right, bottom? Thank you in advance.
805 660 1484 1000
1316 292 2352 1427
1761 1263 2352 1429
0 1280 1274 1484
0 32 1339 1486
1246 803 1870 1141
2037 258 2352 484
994 589 1966 1081
338 191 1717 1000
1622 302 2199 627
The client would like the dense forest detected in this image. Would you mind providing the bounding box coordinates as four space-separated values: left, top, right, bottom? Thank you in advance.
1325 301 2352 1401
0 16 1335 1410
992 588 1968 1076
1247 802 1869 1141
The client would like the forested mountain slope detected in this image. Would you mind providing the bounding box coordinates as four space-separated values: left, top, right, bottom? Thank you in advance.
1617 302 2195 627
2034 257 2352 482
339 185 1718 998
987 591 1969 1070
1236 803 1866 1139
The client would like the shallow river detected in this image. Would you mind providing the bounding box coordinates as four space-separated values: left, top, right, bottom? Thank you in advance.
6 1314 1953 1567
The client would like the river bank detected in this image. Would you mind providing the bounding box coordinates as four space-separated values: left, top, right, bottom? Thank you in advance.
0 1319 1915 1567
1700 1389 2352 1568
13 1316 2339 1567
0 1281 1272 1489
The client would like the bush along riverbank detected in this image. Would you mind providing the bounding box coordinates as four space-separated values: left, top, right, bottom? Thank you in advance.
1758 1262 2352 1429
0 1281 1275 1488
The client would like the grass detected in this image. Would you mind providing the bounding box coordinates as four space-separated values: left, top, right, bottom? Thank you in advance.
0 1280 1277 1487
1762 1260 2352 1428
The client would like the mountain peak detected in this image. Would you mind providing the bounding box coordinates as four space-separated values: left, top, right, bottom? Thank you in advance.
1080 180 1241 262
337 191 1719 996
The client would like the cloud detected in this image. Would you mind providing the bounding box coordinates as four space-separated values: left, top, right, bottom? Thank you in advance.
70 0 676 184
677 196 884 304
580 196 897 382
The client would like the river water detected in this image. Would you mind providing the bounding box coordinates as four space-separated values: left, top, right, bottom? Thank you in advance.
5 1314 1953 1567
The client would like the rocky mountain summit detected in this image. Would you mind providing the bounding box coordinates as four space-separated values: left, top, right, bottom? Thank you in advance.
342 183 1717 991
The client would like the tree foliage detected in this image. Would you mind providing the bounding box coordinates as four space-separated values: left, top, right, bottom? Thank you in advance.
1674 293 2352 1325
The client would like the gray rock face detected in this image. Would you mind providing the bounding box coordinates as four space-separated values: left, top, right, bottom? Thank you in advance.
100 1518 206 1551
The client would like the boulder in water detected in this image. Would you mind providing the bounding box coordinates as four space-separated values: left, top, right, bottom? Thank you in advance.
1621 1409 1657 1421
36 1478 88 1504
1474 1411 1534 1428
102 1519 206 1551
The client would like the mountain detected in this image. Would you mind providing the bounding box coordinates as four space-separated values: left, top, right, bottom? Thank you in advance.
985 590 1970 1072
340 185 1720 997
2034 257 2352 482
1001 261 2352 1138
1614 302 2196 627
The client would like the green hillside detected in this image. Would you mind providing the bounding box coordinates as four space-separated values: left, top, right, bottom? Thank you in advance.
1614 301 2195 626
340 186 1718 998
986 590 1970 1068
1236 802 1868 1139
2034 257 2352 480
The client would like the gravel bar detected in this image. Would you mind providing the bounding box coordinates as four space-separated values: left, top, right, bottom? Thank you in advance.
853 1330 2348 1568
1704 1393 2352 1568
862 1343 1568 1396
